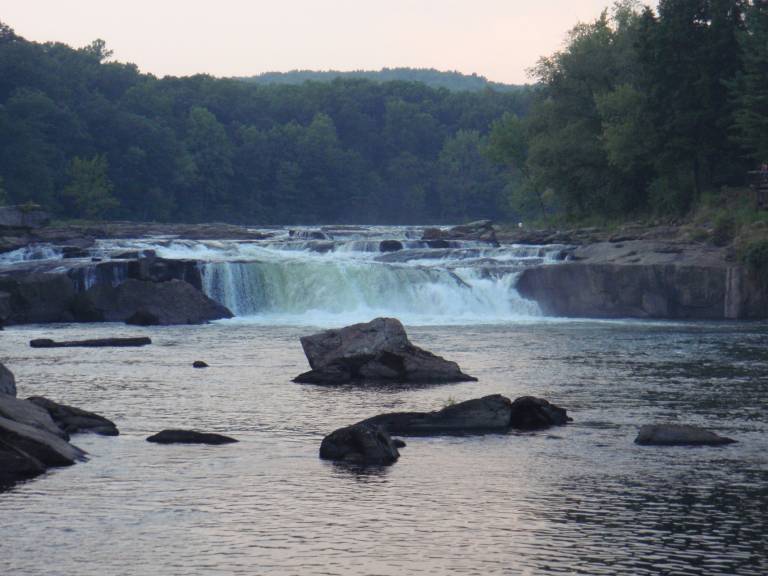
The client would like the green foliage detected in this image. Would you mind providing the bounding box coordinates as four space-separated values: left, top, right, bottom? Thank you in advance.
712 214 737 246
0 22 534 224
741 238 768 281
61 155 119 219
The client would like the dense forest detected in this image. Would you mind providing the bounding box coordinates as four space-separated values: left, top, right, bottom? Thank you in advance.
498 0 768 220
241 68 522 93
0 25 532 224
0 0 766 225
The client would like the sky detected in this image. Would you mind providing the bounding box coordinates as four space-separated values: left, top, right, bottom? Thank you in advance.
3 1 636 84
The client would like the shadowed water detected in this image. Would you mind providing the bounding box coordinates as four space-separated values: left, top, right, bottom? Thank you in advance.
0 320 766 575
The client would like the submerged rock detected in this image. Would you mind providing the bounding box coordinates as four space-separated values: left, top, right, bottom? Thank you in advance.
27 396 119 436
635 424 736 446
71 278 233 325
192 361 209 368
294 317 476 384
146 429 238 445
319 422 400 465
0 362 16 396
30 336 152 348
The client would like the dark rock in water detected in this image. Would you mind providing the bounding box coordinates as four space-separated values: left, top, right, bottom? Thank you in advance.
71 278 232 325
0 272 76 324
379 240 403 252
60 246 90 259
509 396 571 430
362 395 514 435
422 220 498 245
0 413 87 487
192 361 209 368
146 429 238 445
289 229 329 241
392 438 407 448
319 422 400 465
0 362 16 397
635 424 736 446
125 309 160 326
0 394 69 439
425 239 451 249
30 336 152 348
294 317 476 385
27 396 119 436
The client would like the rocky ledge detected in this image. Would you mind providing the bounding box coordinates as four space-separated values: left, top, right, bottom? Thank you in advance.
294 317 477 385
516 239 767 319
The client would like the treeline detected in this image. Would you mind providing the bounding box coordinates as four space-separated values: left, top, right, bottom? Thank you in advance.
490 0 768 220
0 24 532 224
241 68 523 93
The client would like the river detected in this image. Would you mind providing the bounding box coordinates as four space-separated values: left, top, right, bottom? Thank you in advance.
0 226 766 575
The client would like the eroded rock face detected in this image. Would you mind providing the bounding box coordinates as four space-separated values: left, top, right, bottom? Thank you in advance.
294 317 476 384
0 363 16 397
635 424 736 446
319 423 400 465
146 430 238 445
422 220 498 245
27 396 119 436
72 279 233 325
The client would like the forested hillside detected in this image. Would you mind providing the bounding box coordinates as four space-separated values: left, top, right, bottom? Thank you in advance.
240 68 522 93
491 0 768 220
0 24 531 224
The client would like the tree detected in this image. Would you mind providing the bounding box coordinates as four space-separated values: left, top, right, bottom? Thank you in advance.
61 155 119 219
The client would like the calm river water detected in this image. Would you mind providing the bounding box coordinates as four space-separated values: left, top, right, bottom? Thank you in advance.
1 319 766 575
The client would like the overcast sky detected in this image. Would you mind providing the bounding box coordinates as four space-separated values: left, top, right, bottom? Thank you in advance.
3 1 643 84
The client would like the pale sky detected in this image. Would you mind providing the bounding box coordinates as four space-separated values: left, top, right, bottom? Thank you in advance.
3 1 637 84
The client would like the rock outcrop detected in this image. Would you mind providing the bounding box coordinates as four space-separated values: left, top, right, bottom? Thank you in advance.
294 317 477 384
634 424 736 446
0 362 16 396
30 337 152 348
27 396 119 436
146 429 238 445
360 394 570 435
422 220 498 245
515 240 768 320
0 205 50 229
0 394 69 439
71 279 232 325
319 422 401 465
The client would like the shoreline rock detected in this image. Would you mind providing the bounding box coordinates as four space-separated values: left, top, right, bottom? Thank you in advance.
294 317 477 385
27 396 119 436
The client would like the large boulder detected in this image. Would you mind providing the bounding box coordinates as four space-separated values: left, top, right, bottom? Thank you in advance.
146 429 238 445
0 394 68 439
635 424 736 446
319 422 400 465
422 220 498 245
362 395 514 435
294 317 476 384
71 278 233 325
0 272 77 324
0 362 16 396
27 396 119 436
360 394 571 435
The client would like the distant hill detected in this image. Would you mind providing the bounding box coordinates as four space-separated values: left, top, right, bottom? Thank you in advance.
238 68 525 92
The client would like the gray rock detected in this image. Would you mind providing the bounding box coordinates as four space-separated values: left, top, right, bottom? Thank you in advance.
319 422 400 465
635 424 736 446
0 205 50 229
0 272 76 324
30 337 152 348
0 394 68 439
0 415 87 467
0 362 16 396
27 396 119 436
192 361 209 368
146 429 238 445
72 278 233 325
294 317 476 384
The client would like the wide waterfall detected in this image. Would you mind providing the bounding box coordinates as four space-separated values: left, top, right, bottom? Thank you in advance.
86 226 568 326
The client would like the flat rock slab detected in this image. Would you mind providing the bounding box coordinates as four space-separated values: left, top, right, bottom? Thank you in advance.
294 317 476 384
27 396 119 436
320 422 400 465
635 424 736 446
30 337 152 348
146 429 238 445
